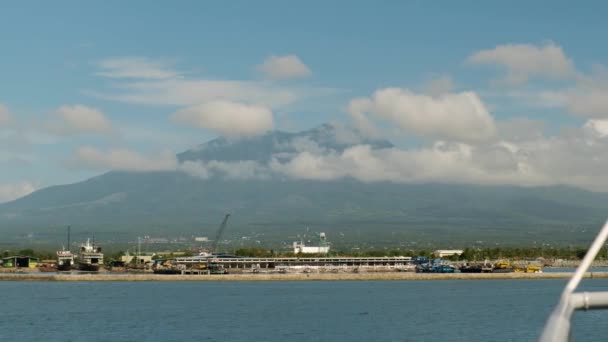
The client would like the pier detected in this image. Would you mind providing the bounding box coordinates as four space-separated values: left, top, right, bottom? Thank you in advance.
172 256 413 272
0 272 607 282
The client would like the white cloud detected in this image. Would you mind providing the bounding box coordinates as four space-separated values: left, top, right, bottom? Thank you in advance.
539 75 608 118
171 100 274 138
59 117 608 192
90 78 298 109
348 88 496 142
0 181 36 203
178 160 269 180
584 119 608 137
269 143 541 186
348 98 381 138
89 56 336 111
468 42 575 85
257 55 312 80
47 105 113 136
495 118 545 141
0 104 12 125
267 126 608 191
73 146 177 172
488 65 608 119
96 57 178 79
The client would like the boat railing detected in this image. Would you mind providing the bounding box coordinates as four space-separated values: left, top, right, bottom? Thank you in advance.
539 219 608 342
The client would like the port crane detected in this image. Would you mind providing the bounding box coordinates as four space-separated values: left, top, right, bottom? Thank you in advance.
209 213 230 255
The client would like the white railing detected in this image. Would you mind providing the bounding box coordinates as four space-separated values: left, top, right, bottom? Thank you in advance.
539 219 608 342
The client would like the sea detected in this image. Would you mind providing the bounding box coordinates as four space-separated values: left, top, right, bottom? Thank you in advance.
2 278 608 342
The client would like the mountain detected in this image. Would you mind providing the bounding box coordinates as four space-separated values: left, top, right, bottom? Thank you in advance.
176 123 393 163
1 124 607 248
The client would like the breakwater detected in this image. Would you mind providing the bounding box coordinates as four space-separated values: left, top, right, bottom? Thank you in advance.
1 271 607 282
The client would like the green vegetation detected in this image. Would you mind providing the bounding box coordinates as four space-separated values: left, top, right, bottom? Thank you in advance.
1 245 605 263
231 246 607 261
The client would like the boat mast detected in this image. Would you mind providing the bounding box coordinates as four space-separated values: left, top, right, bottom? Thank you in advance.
67 225 71 252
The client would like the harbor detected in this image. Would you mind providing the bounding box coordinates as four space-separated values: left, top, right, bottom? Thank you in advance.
0 224 598 278
0 271 606 281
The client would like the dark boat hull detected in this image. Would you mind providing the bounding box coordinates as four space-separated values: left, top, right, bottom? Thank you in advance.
78 263 100 272
57 264 72 271
153 269 182 275
460 266 482 273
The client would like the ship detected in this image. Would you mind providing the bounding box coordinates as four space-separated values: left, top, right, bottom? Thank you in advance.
77 239 103 271
56 249 74 271
293 232 330 254
56 226 74 271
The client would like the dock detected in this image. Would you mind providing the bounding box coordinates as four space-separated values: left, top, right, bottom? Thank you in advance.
172 256 414 272
1 272 607 282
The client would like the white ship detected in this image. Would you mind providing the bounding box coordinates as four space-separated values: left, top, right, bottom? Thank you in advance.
78 239 103 271
293 232 330 254
56 249 74 271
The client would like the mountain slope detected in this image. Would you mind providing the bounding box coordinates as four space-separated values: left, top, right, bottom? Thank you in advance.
1 124 607 247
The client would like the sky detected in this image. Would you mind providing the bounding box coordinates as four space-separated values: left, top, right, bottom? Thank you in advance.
2 1 608 202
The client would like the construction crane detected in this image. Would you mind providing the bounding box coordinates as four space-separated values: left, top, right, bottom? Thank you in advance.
210 214 230 255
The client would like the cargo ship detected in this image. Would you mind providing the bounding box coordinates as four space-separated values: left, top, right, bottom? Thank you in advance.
78 239 103 271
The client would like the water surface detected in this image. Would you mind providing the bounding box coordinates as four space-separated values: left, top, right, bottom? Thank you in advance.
1 279 607 341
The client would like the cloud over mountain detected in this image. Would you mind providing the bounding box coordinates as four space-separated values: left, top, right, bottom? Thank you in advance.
73 146 177 172
348 88 496 143
171 100 274 138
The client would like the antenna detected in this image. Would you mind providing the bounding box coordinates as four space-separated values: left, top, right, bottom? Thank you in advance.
67 226 71 252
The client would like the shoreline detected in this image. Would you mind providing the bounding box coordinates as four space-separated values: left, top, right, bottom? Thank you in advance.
0 271 607 282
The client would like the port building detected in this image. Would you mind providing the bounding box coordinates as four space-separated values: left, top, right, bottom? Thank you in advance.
0 256 40 268
121 252 155 265
172 256 413 272
433 250 464 258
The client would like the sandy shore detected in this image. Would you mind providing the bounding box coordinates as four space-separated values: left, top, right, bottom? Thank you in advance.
0 272 606 281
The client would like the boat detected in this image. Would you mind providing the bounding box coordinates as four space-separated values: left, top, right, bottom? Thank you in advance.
416 259 456 273
459 264 483 273
38 263 57 272
153 268 182 275
56 249 74 271
293 232 330 254
513 263 542 273
492 260 514 273
77 239 103 271
56 226 74 271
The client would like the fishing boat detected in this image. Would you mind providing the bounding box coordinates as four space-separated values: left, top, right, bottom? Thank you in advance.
77 239 103 272
415 259 456 273
513 263 542 273
459 264 483 273
492 260 514 273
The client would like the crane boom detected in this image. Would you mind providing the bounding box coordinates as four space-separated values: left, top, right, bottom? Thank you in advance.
210 214 230 255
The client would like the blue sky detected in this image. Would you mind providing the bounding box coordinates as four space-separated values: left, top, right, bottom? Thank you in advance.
2 1 608 201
